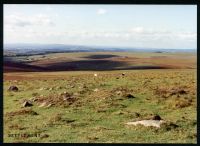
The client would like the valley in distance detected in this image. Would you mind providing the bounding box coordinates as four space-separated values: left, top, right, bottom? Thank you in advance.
3 43 197 143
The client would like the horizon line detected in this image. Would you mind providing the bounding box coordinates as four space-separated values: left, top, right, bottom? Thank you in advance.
4 43 197 50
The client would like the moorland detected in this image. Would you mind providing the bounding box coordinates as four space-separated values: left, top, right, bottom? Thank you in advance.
3 48 197 143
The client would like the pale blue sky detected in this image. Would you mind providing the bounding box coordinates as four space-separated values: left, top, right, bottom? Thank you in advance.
4 4 197 49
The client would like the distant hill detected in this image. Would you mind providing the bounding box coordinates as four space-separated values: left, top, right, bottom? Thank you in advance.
4 61 47 72
4 43 196 57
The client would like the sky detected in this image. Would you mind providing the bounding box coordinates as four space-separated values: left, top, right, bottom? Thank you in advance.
4 4 197 49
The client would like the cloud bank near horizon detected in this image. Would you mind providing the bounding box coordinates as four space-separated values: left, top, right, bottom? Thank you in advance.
4 5 197 49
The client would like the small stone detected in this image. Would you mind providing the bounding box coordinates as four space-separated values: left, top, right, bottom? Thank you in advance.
40 134 49 139
93 88 99 92
125 94 135 98
47 104 52 107
70 85 75 88
178 89 187 94
134 112 140 117
22 101 33 107
39 102 47 107
8 86 18 92
152 115 162 121
29 97 38 102
116 91 122 95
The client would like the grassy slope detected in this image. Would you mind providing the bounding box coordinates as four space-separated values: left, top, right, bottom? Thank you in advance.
6 52 196 71
3 69 197 143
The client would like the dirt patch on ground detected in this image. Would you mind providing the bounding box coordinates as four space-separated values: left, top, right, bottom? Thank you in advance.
111 86 135 98
5 109 38 117
35 92 78 107
154 86 188 98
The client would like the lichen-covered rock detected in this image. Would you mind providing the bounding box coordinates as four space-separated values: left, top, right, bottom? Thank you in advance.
22 101 33 107
8 86 18 92
126 120 166 128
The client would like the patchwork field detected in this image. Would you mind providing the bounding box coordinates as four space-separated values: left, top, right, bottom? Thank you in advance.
3 52 197 143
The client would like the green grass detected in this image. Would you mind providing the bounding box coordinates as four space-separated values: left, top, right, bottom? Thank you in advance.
3 69 197 143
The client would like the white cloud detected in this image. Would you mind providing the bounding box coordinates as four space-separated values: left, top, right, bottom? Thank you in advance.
130 27 144 33
4 13 55 28
176 32 196 41
18 27 195 42
4 24 196 48
97 8 107 15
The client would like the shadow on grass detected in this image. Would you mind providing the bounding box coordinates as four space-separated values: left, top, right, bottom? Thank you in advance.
82 54 120 59
43 60 169 71
4 54 171 72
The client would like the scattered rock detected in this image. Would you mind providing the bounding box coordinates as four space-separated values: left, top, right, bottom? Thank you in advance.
152 115 162 120
175 100 192 108
178 89 187 94
65 97 76 103
93 88 99 92
87 136 99 141
29 97 38 102
112 87 134 97
39 102 47 107
122 73 126 76
36 92 77 107
8 86 18 92
154 86 188 98
40 134 49 139
124 94 135 99
126 120 166 128
116 91 122 95
47 103 53 107
61 92 72 99
22 101 33 107
39 102 53 107
133 112 140 118
161 122 179 131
